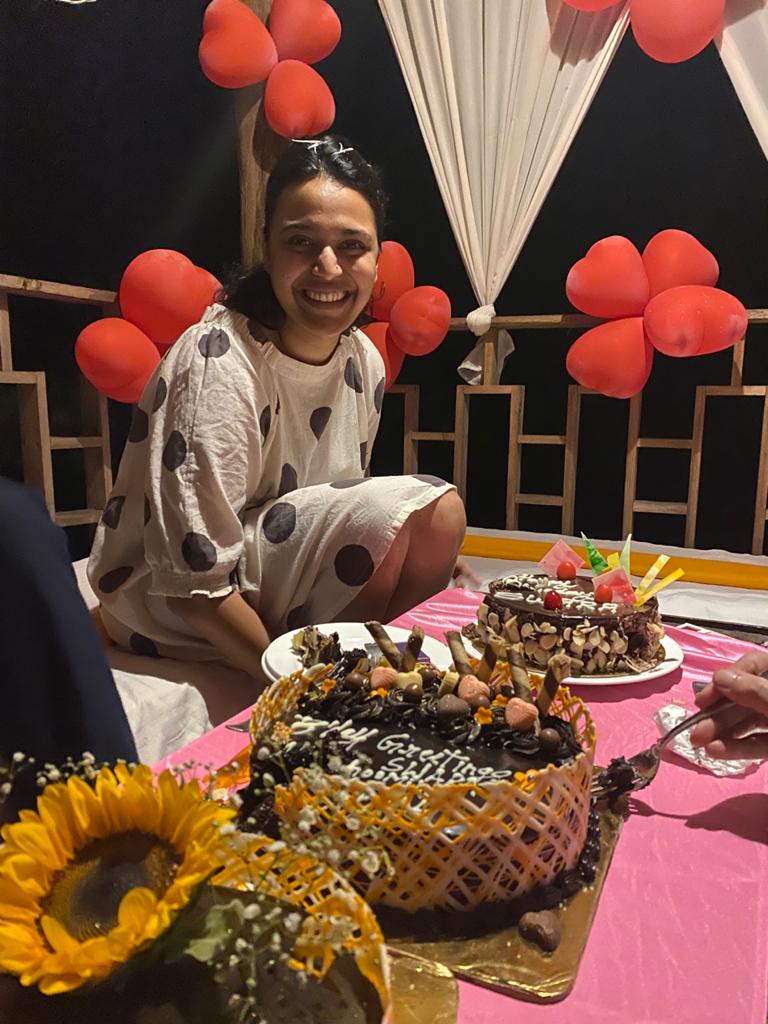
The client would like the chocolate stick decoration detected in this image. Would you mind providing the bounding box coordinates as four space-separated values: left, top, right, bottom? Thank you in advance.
445 630 473 678
475 641 498 683
364 621 402 670
536 653 572 717
400 626 425 672
506 643 534 704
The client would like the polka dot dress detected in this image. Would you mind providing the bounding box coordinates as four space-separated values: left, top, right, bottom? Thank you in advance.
88 304 454 660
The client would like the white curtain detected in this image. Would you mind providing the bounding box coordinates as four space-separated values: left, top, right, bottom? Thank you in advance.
377 0 629 382
717 0 768 161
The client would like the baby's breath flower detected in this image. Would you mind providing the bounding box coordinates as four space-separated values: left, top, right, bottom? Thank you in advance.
283 912 302 933
360 850 380 875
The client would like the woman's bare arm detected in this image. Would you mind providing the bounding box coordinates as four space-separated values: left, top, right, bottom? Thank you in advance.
171 591 272 684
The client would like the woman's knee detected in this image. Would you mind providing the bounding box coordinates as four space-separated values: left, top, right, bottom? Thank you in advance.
412 489 466 551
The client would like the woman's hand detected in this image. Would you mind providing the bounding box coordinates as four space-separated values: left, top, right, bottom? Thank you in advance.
451 556 480 589
690 650 768 760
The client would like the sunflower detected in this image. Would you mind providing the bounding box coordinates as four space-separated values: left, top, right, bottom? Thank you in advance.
0 763 234 995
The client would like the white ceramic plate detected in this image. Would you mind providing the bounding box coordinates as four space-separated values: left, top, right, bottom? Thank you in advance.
261 621 453 683
560 635 684 687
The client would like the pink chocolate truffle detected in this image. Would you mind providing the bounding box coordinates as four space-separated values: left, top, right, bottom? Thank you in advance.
457 674 491 707
371 666 398 691
505 698 540 732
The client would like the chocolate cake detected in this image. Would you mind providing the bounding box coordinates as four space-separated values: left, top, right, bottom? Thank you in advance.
464 573 664 675
242 625 597 918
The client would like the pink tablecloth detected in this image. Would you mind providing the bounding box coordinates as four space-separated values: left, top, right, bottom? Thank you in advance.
157 589 768 1024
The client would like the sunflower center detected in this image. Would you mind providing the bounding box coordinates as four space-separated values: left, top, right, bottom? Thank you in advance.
42 830 180 942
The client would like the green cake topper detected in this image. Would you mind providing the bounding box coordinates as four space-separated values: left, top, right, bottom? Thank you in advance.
580 532 609 574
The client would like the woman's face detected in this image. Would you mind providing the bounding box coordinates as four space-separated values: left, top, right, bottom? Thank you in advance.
265 175 379 340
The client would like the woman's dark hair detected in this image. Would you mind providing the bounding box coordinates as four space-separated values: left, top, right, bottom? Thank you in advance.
222 134 387 329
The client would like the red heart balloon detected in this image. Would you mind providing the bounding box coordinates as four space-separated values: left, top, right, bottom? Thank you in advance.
264 60 335 138
631 0 724 64
389 286 451 357
642 229 719 298
75 319 160 404
566 236 650 318
370 241 415 321
563 0 621 8
566 317 653 398
199 0 277 89
268 0 341 64
643 285 747 357
119 250 221 353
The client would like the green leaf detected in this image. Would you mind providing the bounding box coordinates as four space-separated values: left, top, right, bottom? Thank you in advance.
581 532 609 575
184 899 246 965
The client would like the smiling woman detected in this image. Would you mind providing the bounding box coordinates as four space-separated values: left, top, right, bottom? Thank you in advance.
87 136 467 686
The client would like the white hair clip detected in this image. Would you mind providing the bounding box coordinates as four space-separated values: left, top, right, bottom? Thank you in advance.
292 138 354 156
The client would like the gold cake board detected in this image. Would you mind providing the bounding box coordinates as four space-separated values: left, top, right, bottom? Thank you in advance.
385 801 623 1005
390 953 458 1024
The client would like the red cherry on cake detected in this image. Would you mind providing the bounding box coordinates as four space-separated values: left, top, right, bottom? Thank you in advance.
543 590 563 611
595 583 613 605
556 561 576 581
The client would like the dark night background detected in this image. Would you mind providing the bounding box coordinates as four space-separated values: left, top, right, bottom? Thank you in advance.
1 0 767 559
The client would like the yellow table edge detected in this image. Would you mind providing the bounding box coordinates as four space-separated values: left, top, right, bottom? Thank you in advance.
461 535 768 592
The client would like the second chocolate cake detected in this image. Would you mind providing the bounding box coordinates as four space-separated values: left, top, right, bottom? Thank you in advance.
464 573 664 675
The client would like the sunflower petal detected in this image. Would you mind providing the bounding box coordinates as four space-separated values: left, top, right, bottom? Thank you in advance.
116 886 156 935
40 915 80 955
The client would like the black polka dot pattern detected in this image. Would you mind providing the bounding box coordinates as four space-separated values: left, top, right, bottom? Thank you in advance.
344 357 364 393
248 319 267 343
162 431 187 471
128 407 149 443
143 496 151 525
360 442 367 471
181 532 218 572
198 327 231 358
262 502 296 544
413 474 447 487
329 478 370 489
310 406 332 440
129 633 160 658
98 566 133 593
259 406 272 441
278 463 298 497
335 544 375 587
152 377 168 413
101 495 125 530
374 378 385 413
286 603 310 630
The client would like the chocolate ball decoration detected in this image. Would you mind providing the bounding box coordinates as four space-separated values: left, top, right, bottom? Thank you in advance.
403 682 423 704
344 671 367 692
436 694 472 721
418 666 439 686
539 727 561 756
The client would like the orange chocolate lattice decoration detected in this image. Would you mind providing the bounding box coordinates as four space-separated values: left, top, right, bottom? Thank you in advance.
248 624 596 913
